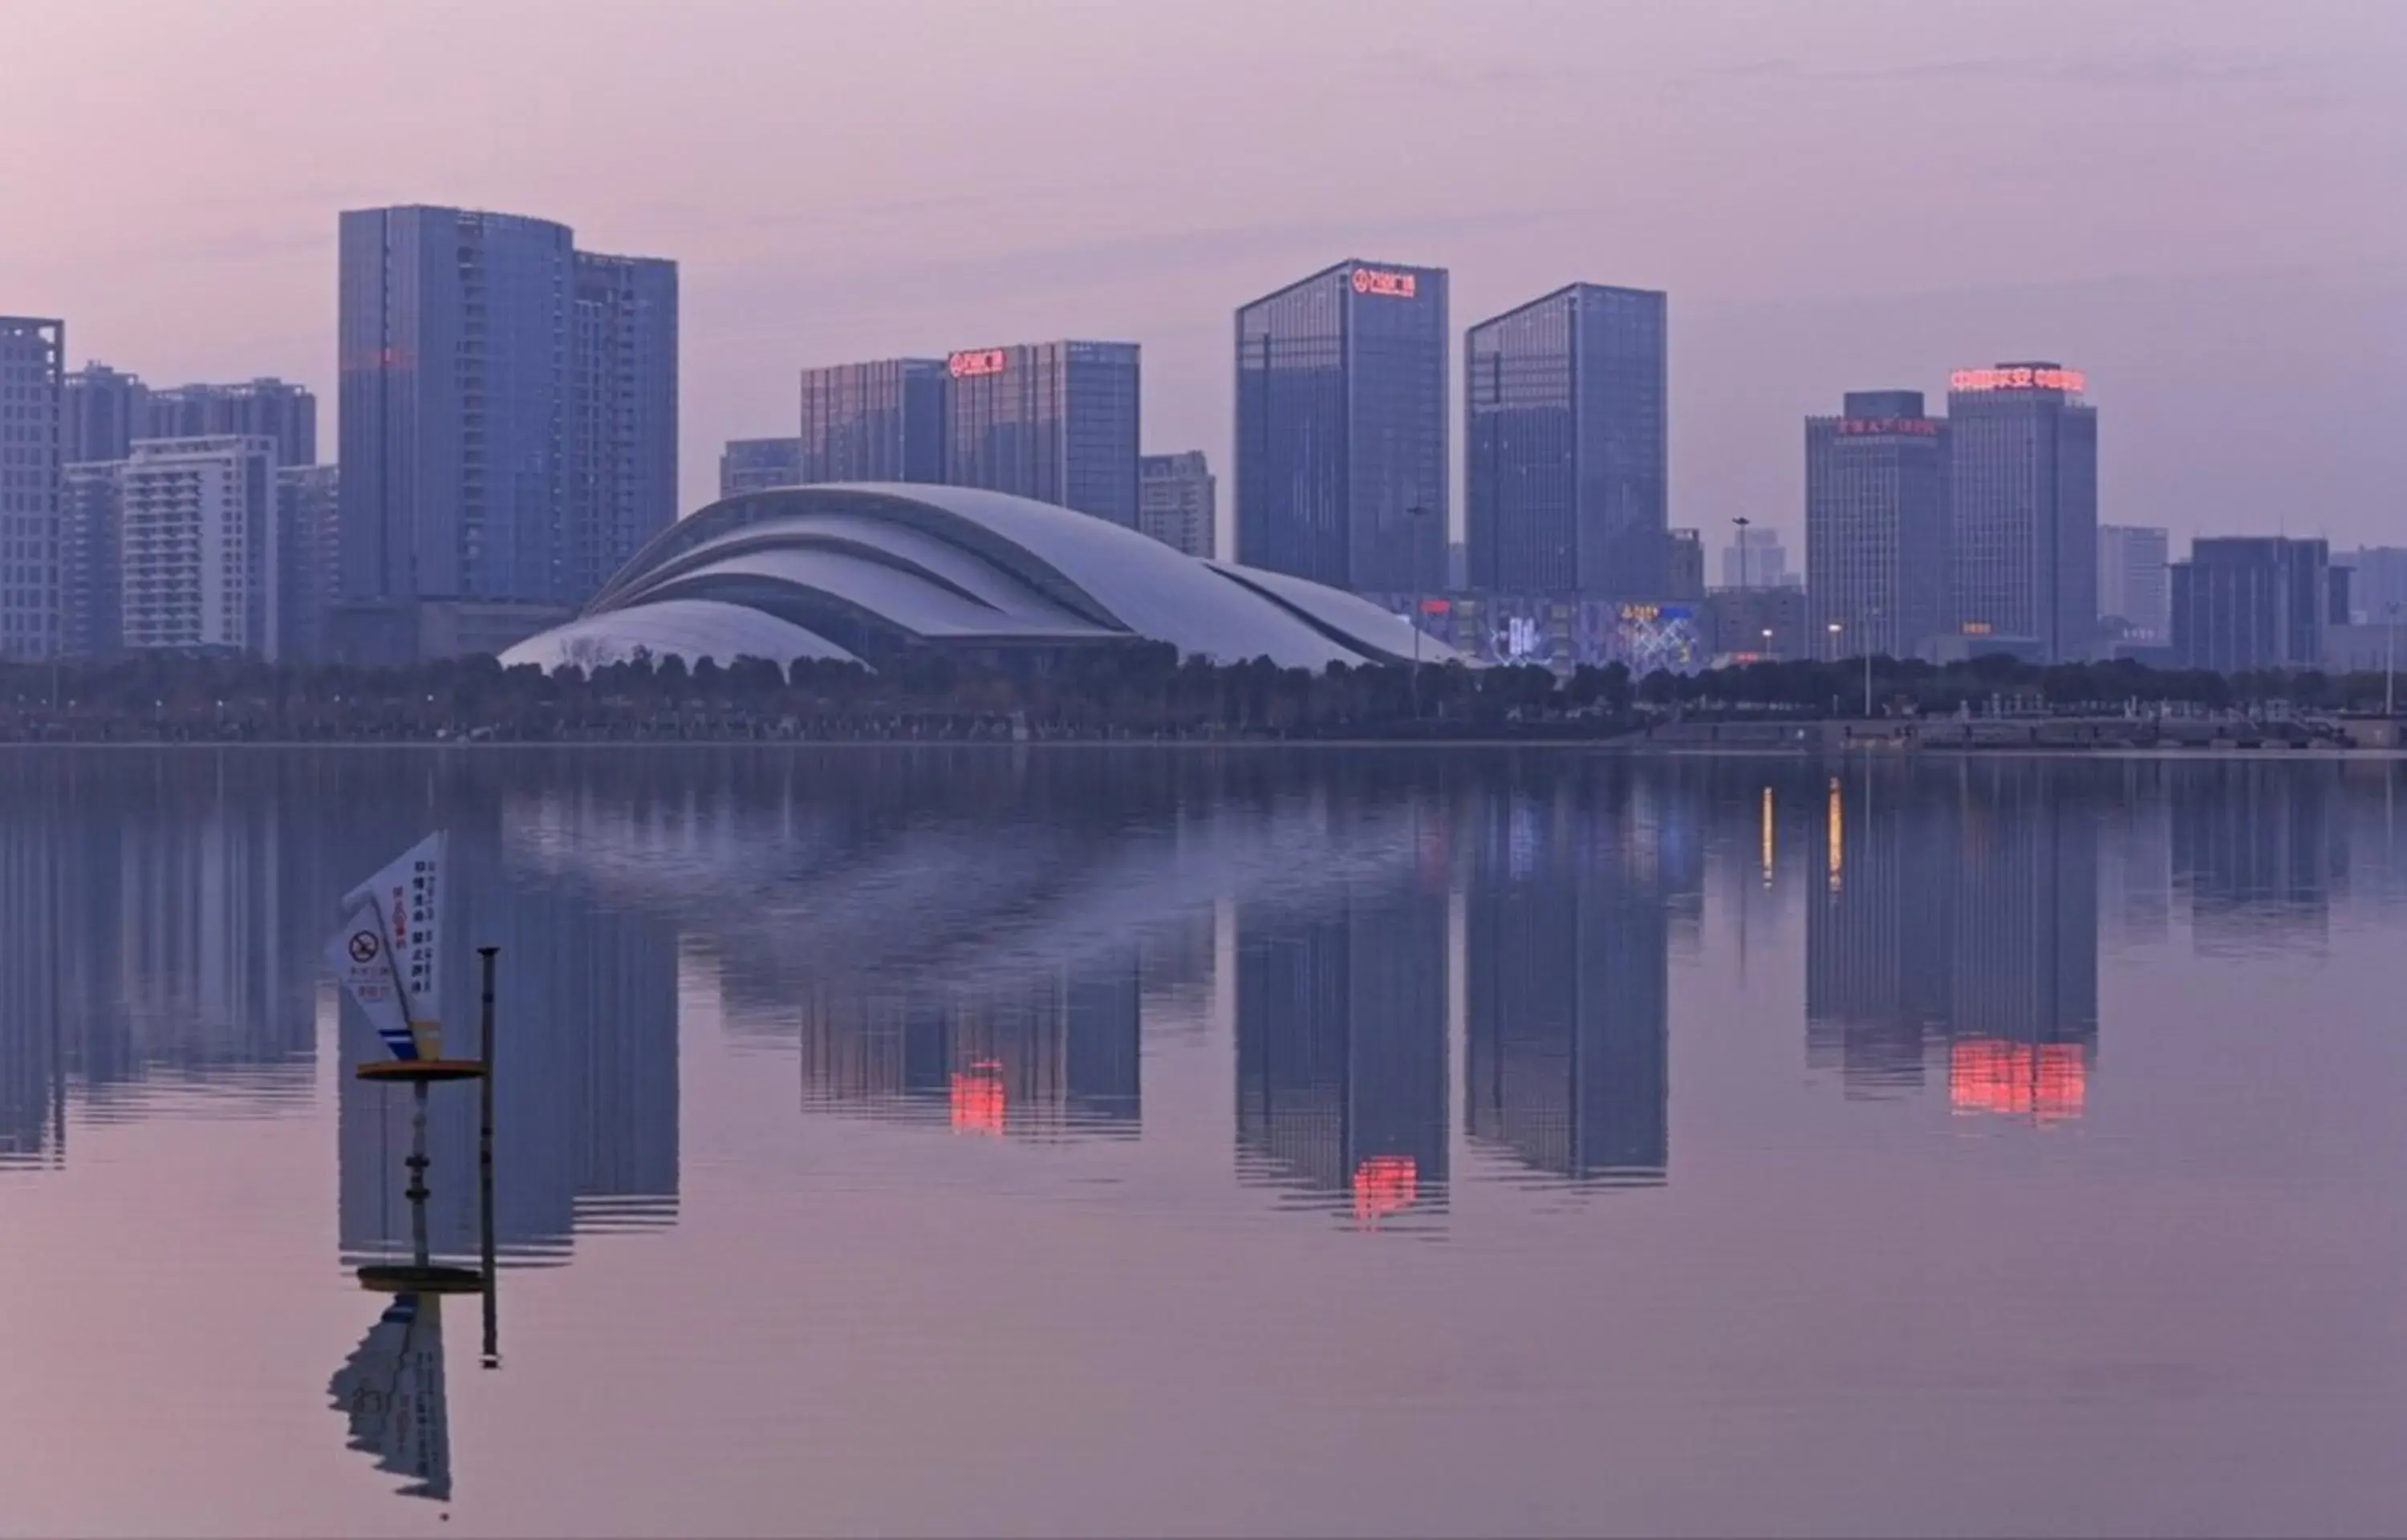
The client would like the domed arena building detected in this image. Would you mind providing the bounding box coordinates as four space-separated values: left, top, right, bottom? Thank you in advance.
501 484 1459 672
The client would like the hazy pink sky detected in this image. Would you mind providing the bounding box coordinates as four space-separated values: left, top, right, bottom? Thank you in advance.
3 0 2402 549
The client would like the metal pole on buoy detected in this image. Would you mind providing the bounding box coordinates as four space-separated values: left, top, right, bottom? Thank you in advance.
407 1080 432 1273
477 945 500 1369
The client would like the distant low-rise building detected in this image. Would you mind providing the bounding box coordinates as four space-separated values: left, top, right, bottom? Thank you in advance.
1703 585 1811 661
2170 537 2330 673
1721 525 1796 590
719 437 803 499
1137 452 1215 559
2097 525 2170 642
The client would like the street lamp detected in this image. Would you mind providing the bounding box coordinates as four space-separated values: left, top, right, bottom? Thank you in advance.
1861 606 1878 719
2387 601 2401 718
1761 625 1774 660
1406 503 1431 720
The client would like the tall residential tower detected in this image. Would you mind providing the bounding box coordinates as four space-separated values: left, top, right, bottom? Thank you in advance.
336 205 676 661
0 318 65 660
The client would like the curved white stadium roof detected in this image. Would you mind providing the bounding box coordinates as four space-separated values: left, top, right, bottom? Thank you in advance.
503 484 1459 672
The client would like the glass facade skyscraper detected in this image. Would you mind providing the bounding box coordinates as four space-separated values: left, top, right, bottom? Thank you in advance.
337 205 676 658
1947 363 2097 663
1235 260 1447 595
942 340 1139 526
798 359 947 486
1465 282 1667 598
1805 390 1951 659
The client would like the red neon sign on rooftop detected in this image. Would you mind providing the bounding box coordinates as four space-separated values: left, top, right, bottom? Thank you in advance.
1950 365 2086 395
1351 267 1418 299
948 348 1009 379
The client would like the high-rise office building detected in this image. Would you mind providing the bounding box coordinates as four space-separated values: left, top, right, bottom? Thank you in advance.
336 205 676 661
0 318 65 660
60 460 122 658
277 464 340 663
798 359 947 486
63 363 151 465
1137 450 1215 558
1806 390 1951 659
569 252 679 602
148 379 317 468
1464 282 1667 598
1236 259 1447 594
118 436 278 659
718 436 803 499
1720 525 1796 590
1947 363 2097 663
2097 524 2170 642
2170 537 2332 672
941 340 1139 525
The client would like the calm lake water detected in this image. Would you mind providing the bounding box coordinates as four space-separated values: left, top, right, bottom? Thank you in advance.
2 747 2404 1538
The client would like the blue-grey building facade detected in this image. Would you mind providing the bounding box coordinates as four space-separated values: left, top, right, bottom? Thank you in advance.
1464 282 1667 598
0 318 65 660
1805 390 1951 659
1235 260 1448 595
1946 363 2097 663
718 436 804 499
570 252 680 606
941 341 1139 527
798 359 947 486
2170 537 2332 673
336 205 676 660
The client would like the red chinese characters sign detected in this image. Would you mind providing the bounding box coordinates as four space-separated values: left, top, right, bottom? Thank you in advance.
948 348 1009 379
1350 267 1418 299
1950 366 2086 394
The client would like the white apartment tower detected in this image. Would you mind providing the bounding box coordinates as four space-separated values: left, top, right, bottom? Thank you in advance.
119 436 279 659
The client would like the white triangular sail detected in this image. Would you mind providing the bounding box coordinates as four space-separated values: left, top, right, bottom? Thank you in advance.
327 900 417 1061
342 833 449 1060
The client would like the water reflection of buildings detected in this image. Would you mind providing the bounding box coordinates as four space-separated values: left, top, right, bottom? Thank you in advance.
0 756 316 1166
796 954 1143 1141
339 867 680 1266
1463 781 1671 1186
1807 764 2101 1116
2170 762 2346 952
1235 880 1450 1224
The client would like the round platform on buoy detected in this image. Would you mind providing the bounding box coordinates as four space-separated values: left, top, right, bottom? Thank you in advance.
355 1059 487 1083
357 1262 487 1294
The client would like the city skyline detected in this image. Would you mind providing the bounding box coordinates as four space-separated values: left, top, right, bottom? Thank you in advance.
3 2 2394 559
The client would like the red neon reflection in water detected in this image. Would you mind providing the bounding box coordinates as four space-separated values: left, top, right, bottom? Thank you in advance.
1352 1155 1418 1222
950 1060 1005 1136
1950 1040 2087 1123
